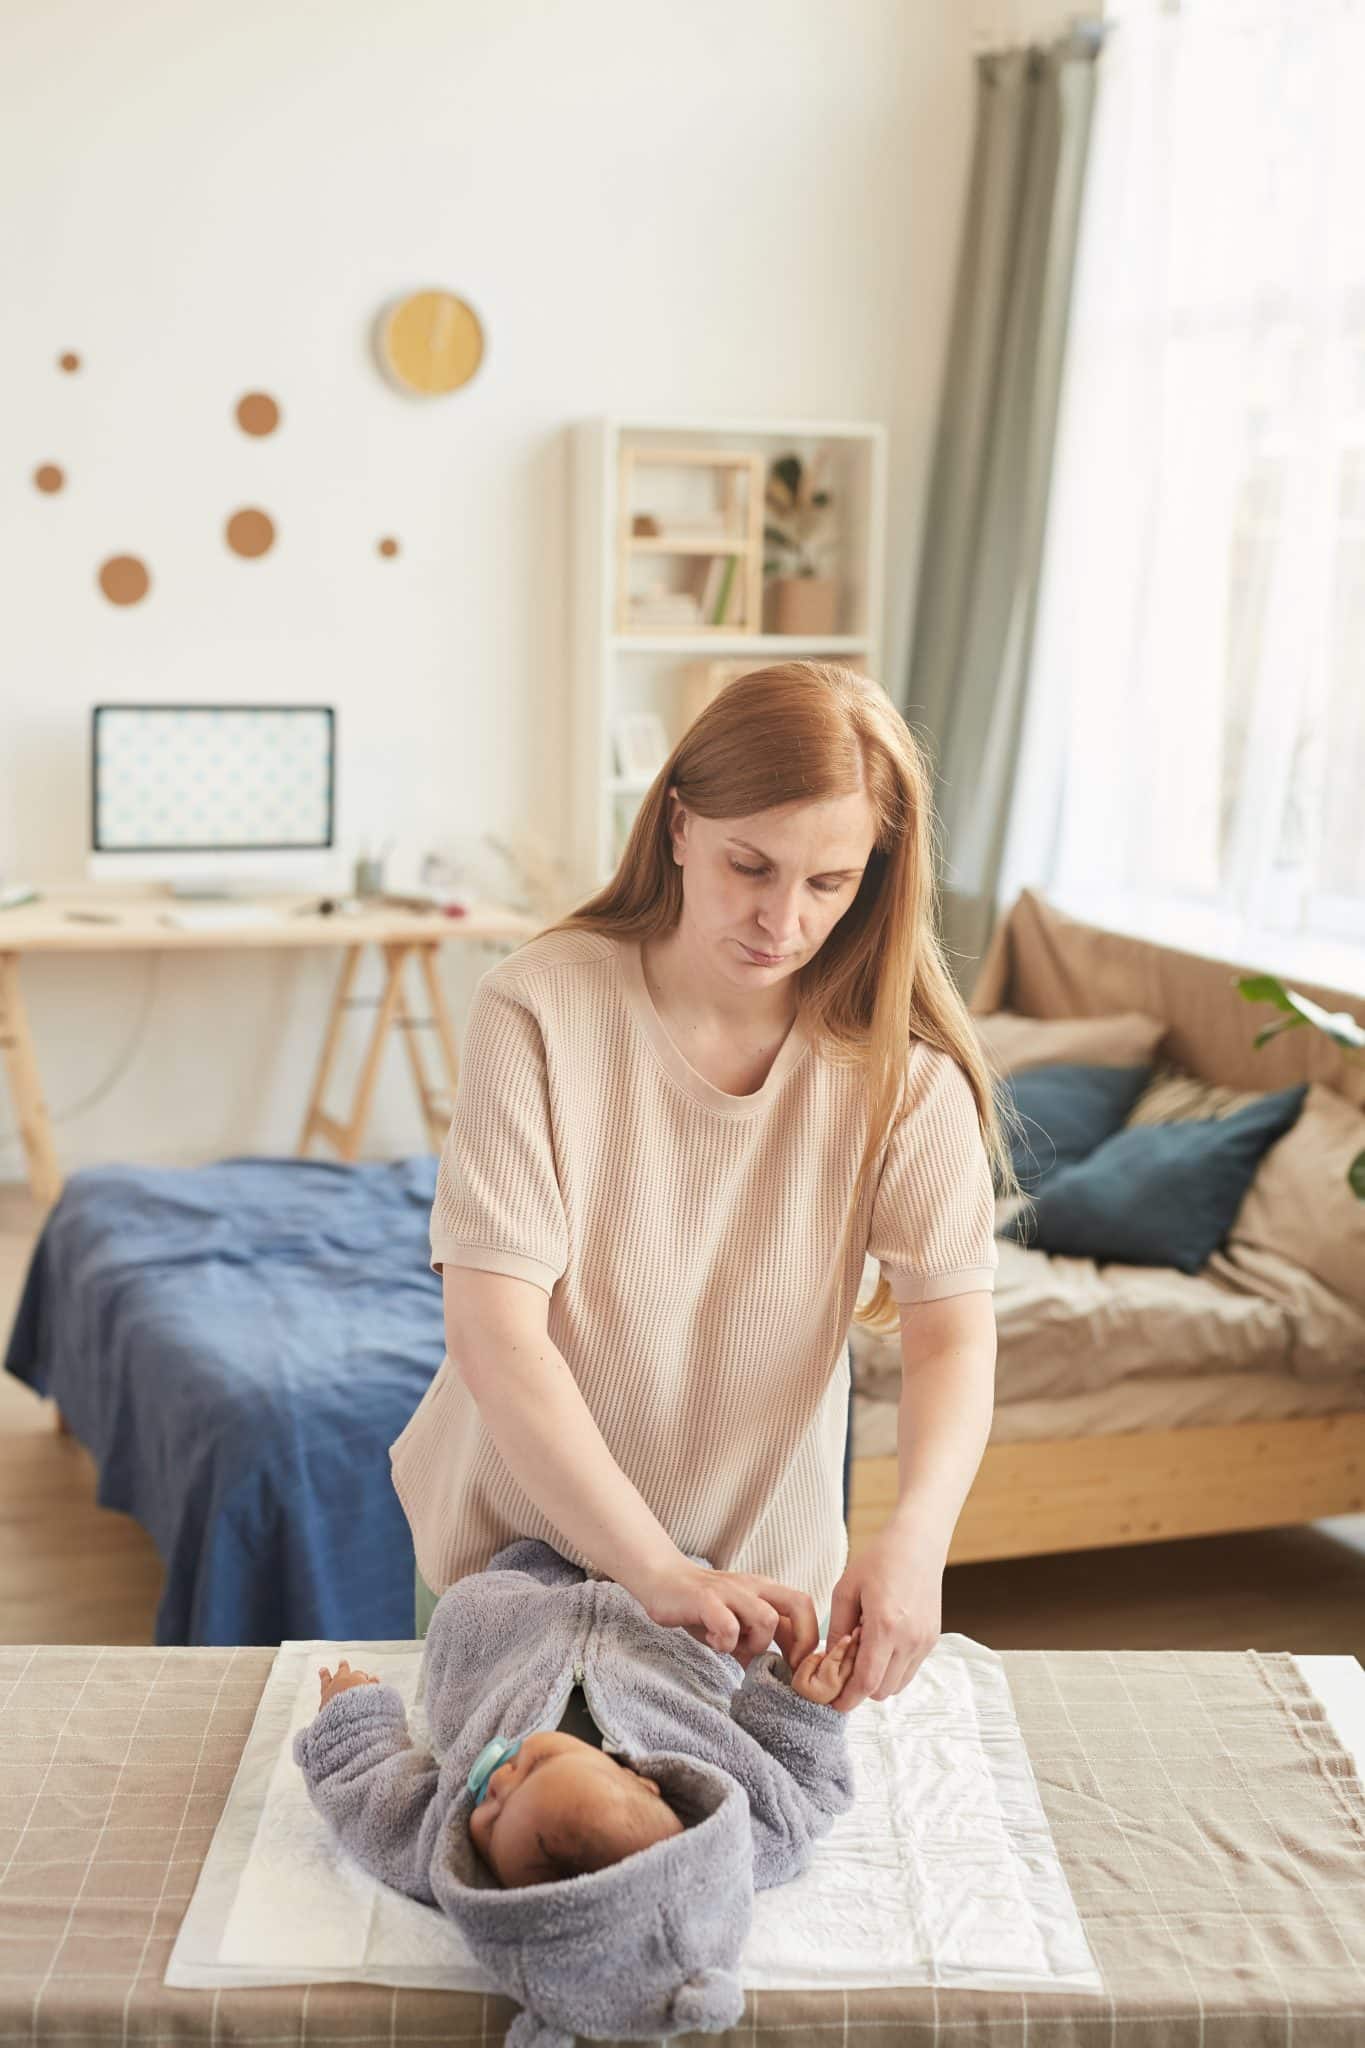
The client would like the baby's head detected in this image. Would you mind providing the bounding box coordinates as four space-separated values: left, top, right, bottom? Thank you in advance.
468 1729 684 1888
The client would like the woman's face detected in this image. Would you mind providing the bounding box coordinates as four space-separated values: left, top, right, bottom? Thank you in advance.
666 790 877 990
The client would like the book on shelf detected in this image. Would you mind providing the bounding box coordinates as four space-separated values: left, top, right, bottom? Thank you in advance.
695 553 740 628
711 553 738 627
627 587 703 627
625 541 747 632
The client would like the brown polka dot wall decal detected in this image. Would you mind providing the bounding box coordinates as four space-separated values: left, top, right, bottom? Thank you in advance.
226 508 276 558
34 464 65 493
236 392 280 437
98 556 150 606
378 537 399 558
58 352 81 373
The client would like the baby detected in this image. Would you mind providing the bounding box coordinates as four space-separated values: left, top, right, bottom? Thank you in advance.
292 1538 862 2046
317 1623 860 1888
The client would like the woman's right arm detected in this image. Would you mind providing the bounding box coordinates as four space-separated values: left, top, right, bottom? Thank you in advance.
444 1266 818 1669
446 1265 685 1593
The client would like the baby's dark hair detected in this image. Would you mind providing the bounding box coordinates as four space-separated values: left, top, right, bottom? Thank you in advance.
531 1781 684 1881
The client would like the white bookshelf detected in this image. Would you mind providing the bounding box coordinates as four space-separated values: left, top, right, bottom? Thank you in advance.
568 414 888 891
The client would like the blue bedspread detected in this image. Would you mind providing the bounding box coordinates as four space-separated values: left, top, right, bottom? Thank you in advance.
3 1156 443 1647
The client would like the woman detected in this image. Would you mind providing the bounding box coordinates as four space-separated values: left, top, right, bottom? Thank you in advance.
390 662 1014 1712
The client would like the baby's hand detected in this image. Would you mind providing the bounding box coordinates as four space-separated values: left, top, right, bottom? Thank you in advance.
791 1627 862 1705
318 1659 380 1710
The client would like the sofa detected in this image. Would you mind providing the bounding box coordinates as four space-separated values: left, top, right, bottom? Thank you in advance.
847 889 1365 1564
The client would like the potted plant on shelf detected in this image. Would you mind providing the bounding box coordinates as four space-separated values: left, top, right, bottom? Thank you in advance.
763 452 839 635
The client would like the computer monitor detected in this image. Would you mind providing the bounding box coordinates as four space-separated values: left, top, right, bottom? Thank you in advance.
88 703 340 893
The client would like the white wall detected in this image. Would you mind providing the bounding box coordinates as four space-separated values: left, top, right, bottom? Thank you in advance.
0 0 1093 1179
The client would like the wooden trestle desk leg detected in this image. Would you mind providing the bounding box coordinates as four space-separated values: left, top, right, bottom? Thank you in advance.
298 941 461 1161
0 953 63 1208
394 944 461 1149
297 944 364 1157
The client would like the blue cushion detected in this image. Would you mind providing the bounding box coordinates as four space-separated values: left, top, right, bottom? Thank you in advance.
1001 1085 1308 1274
998 1064 1153 1191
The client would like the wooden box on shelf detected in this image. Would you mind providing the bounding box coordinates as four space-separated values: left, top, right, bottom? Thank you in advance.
617 447 765 637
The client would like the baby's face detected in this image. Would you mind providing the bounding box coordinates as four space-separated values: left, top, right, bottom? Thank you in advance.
467 1729 681 1887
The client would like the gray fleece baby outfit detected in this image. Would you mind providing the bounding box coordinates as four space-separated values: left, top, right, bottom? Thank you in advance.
293 1538 856 2046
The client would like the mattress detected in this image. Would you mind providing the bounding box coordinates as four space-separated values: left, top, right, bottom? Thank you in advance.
851 1235 1365 1451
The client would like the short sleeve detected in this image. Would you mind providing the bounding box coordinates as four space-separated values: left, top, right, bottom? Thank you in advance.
866 1042 999 1306
429 980 569 1297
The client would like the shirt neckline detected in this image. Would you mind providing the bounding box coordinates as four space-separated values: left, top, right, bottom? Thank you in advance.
611 934 812 1118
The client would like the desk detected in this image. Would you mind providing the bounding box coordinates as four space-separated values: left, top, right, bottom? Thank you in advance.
0 888 538 1205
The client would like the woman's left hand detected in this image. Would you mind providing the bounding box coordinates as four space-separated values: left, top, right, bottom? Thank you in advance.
823 1526 944 1713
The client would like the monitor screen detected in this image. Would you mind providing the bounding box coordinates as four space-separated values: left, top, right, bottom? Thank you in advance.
92 704 335 853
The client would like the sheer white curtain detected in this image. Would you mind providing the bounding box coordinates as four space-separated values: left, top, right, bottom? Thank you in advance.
999 0 1365 987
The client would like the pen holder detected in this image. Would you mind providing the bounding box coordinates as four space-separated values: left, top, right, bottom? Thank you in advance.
353 856 386 898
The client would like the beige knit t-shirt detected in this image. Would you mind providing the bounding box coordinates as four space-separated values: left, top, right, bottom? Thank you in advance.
389 928 998 1616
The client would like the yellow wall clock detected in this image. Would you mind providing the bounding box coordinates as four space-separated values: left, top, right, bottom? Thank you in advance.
378 290 485 395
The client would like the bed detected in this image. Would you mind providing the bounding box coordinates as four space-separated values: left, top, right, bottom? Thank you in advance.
2 1156 446 1646
849 891 1365 1566
3 1153 861 1648
3 1635 1363 2044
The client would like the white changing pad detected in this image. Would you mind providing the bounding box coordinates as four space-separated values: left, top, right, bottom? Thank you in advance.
166 1630 1103 1996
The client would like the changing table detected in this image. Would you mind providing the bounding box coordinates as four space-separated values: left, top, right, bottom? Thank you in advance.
2 1641 1363 2046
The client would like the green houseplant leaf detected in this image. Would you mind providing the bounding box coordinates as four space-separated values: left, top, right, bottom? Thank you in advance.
1236 974 1365 1050
1236 972 1365 1199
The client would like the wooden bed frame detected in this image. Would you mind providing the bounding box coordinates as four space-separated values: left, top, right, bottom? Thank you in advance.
848 1412 1365 1563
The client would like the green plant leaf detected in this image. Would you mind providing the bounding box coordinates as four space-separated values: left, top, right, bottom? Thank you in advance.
1349 1148 1365 1201
1281 990 1365 1049
1237 973 1296 1010
1252 1015 1308 1048
772 454 802 499
1237 973 1365 1050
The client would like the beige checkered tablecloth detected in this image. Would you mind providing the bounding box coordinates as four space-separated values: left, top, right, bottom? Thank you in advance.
2 1642 1364 2045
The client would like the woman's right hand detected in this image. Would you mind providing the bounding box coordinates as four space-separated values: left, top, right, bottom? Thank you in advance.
635 1561 820 1671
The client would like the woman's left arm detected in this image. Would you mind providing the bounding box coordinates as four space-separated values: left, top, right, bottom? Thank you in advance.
827 1290 997 1711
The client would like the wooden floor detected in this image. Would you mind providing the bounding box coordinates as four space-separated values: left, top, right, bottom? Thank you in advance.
3 1184 1364 1656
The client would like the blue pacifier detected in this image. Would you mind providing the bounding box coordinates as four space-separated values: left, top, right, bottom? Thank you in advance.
467 1735 524 1808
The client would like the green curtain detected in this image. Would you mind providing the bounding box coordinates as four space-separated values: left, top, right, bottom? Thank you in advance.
900 26 1105 992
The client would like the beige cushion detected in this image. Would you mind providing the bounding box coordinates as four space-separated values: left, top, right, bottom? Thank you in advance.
1125 1063 1268 1128
973 1009 1167 1078
1227 1083 1365 1313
